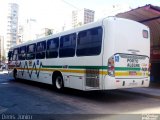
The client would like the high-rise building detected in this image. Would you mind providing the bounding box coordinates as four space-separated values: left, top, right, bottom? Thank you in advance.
72 8 95 28
6 3 19 52
17 25 24 45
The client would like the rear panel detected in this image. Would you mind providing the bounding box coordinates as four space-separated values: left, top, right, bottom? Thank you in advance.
103 17 150 90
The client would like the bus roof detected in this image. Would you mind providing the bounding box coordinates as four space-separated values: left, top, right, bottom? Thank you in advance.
9 17 115 50
9 16 142 50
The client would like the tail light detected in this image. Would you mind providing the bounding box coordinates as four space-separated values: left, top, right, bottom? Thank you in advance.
108 56 115 77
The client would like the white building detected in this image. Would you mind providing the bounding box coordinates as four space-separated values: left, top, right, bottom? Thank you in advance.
72 8 95 28
22 18 40 42
37 28 54 38
17 25 24 45
6 3 19 53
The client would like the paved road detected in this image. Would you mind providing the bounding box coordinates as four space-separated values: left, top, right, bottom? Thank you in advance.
0 71 160 120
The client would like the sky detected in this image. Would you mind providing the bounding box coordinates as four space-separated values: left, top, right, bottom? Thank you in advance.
0 0 160 32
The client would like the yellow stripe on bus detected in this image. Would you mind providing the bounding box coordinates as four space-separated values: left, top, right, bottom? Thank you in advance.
17 68 108 75
115 71 142 76
16 67 147 77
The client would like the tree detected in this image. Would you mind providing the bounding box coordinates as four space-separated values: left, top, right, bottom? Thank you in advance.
46 29 53 36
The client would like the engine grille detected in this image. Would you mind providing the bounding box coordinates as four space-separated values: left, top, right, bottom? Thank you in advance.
86 69 99 87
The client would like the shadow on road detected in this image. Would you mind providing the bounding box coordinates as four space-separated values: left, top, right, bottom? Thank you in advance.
11 79 139 103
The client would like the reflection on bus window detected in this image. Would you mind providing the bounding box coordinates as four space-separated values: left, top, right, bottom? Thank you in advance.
36 41 46 59
26 44 36 60
59 33 76 57
46 37 59 58
77 27 102 56
13 48 19 61
18 46 26 60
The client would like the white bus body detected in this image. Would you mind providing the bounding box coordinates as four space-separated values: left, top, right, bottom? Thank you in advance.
8 17 150 91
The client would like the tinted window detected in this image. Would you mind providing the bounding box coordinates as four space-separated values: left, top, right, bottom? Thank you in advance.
13 48 19 61
36 41 46 59
76 27 102 56
26 43 36 60
18 46 26 60
59 33 76 57
46 37 59 58
8 51 13 61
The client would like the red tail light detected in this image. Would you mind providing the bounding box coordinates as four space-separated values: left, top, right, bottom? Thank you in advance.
108 56 115 77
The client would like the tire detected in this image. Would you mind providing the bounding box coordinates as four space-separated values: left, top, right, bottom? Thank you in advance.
53 75 64 91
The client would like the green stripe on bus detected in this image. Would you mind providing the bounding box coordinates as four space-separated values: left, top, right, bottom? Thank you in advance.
42 65 108 69
68 66 107 69
42 65 140 71
115 67 141 71
42 65 62 68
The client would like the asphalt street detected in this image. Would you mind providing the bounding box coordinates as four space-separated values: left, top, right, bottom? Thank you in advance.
0 71 160 120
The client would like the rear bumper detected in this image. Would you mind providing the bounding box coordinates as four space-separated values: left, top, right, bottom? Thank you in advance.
104 76 150 90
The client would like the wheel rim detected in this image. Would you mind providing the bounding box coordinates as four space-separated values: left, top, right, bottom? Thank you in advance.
55 76 63 89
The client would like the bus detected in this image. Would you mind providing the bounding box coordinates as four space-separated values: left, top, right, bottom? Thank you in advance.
8 17 150 91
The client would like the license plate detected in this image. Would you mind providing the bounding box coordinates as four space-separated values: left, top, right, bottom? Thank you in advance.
129 82 138 86
129 71 137 75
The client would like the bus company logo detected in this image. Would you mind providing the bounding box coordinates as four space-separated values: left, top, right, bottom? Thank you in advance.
115 56 119 62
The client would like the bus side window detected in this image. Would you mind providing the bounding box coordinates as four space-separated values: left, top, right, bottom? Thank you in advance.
76 27 103 56
36 41 46 59
46 37 59 58
18 46 26 60
13 48 19 61
59 33 76 58
26 43 36 60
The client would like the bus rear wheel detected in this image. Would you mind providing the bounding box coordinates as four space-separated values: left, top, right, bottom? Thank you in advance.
53 74 64 91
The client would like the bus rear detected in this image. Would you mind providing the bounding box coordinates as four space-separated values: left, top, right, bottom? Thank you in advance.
103 18 150 90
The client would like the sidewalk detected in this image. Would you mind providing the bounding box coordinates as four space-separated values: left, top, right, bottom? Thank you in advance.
121 83 160 99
